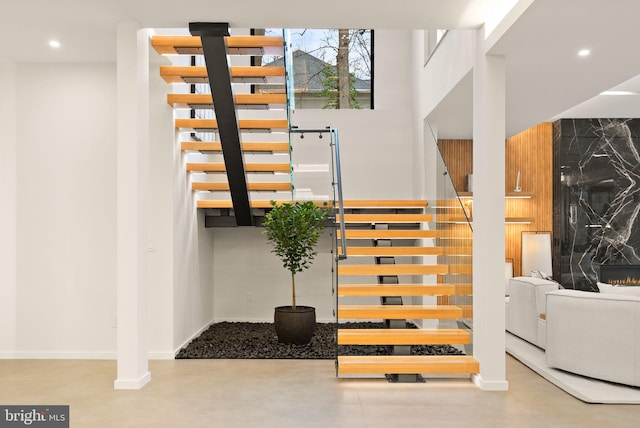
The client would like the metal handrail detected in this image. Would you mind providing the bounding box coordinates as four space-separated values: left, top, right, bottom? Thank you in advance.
331 128 347 260
289 126 347 260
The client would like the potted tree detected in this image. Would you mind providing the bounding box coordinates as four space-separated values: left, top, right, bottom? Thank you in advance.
262 200 330 344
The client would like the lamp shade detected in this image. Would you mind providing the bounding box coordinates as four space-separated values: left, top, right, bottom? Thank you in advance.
521 232 552 277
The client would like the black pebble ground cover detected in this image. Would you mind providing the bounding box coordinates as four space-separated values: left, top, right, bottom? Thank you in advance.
176 322 464 359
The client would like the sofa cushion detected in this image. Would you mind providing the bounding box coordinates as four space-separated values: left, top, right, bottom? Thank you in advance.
597 282 640 297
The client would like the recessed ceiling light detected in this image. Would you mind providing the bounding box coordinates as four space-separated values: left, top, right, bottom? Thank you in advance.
578 49 590 57
49 40 61 48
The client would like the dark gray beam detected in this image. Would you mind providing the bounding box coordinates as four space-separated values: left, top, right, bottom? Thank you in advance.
189 22 253 226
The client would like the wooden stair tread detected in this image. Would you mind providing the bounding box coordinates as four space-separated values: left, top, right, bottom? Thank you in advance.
192 182 291 191
338 264 449 276
337 329 470 345
197 200 429 210
175 118 288 131
337 284 457 296
160 66 285 84
181 141 290 153
337 355 479 375
151 35 284 55
338 246 443 256
338 305 462 319
337 230 439 239
186 162 290 173
339 200 428 208
198 200 277 209
337 213 432 223
196 200 332 209
168 93 287 108
437 215 534 224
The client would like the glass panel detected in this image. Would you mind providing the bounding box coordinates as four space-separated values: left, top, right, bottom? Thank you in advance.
427 122 474 345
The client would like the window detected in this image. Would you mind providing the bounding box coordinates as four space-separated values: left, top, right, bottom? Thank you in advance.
259 29 373 109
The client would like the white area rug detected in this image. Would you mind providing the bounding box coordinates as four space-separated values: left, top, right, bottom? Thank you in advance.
506 332 640 404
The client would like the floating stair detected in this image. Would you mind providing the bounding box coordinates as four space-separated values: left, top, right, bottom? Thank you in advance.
186 162 290 173
191 182 292 192
338 329 471 345
338 284 456 296
175 118 289 132
338 305 462 319
181 141 290 153
337 356 479 376
160 65 286 84
335 200 477 380
169 93 287 109
151 35 284 56
336 229 440 239
338 264 449 276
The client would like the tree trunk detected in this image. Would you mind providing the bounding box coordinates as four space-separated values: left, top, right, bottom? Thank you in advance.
291 273 296 310
337 29 350 109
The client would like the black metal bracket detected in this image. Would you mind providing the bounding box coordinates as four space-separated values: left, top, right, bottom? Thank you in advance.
190 22 253 226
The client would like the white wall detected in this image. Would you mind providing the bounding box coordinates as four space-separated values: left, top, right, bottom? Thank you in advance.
212 228 334 322
418 30 476 122
0 61 17 356
15 64 117 357
169 85 215 352
146 58 176 357
146 47 216 357
287 31 415 200
172 207 215 351
5 57 215 359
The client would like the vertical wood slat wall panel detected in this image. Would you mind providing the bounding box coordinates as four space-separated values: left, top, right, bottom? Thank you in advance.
505 123 553 276
438 140 473 192
438 123 553 277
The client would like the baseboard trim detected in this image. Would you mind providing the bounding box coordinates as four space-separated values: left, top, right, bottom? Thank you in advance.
114 371 151 390
4 351 117 359
173 318 216 357
212 317 336 323
149 351 176 360
472 374 509 391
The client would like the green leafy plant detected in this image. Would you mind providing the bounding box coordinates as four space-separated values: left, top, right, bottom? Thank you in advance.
262 200 330 310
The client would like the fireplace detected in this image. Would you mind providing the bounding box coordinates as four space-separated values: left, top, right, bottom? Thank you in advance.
599 265 640 286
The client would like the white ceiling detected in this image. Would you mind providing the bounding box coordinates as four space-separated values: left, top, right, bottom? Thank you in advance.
2 0 639 138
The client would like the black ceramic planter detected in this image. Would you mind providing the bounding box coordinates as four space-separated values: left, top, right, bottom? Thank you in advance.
273 306 316 345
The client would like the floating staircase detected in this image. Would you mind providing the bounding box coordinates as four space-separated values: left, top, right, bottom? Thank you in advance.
335 200 477 381
151 26 476 382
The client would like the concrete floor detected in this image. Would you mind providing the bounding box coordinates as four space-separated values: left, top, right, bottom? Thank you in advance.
1 355 639 427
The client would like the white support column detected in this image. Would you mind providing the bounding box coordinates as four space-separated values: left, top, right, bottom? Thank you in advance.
115 21 151 389
0 60 17 357
471 26 509 391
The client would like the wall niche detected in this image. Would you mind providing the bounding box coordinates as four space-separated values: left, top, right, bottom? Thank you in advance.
553 118 640 291
438 122 553 277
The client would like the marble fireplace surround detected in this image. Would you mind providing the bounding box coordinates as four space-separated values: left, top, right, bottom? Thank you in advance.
553 119 640 291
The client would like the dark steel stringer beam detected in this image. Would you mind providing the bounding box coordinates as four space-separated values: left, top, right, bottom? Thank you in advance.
189 22 253 226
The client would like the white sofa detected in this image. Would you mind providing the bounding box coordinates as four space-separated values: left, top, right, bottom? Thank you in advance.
505 276 559 349
545 289 640 388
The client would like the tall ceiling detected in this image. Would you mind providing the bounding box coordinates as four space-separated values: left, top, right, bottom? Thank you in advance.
2 0 639 138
